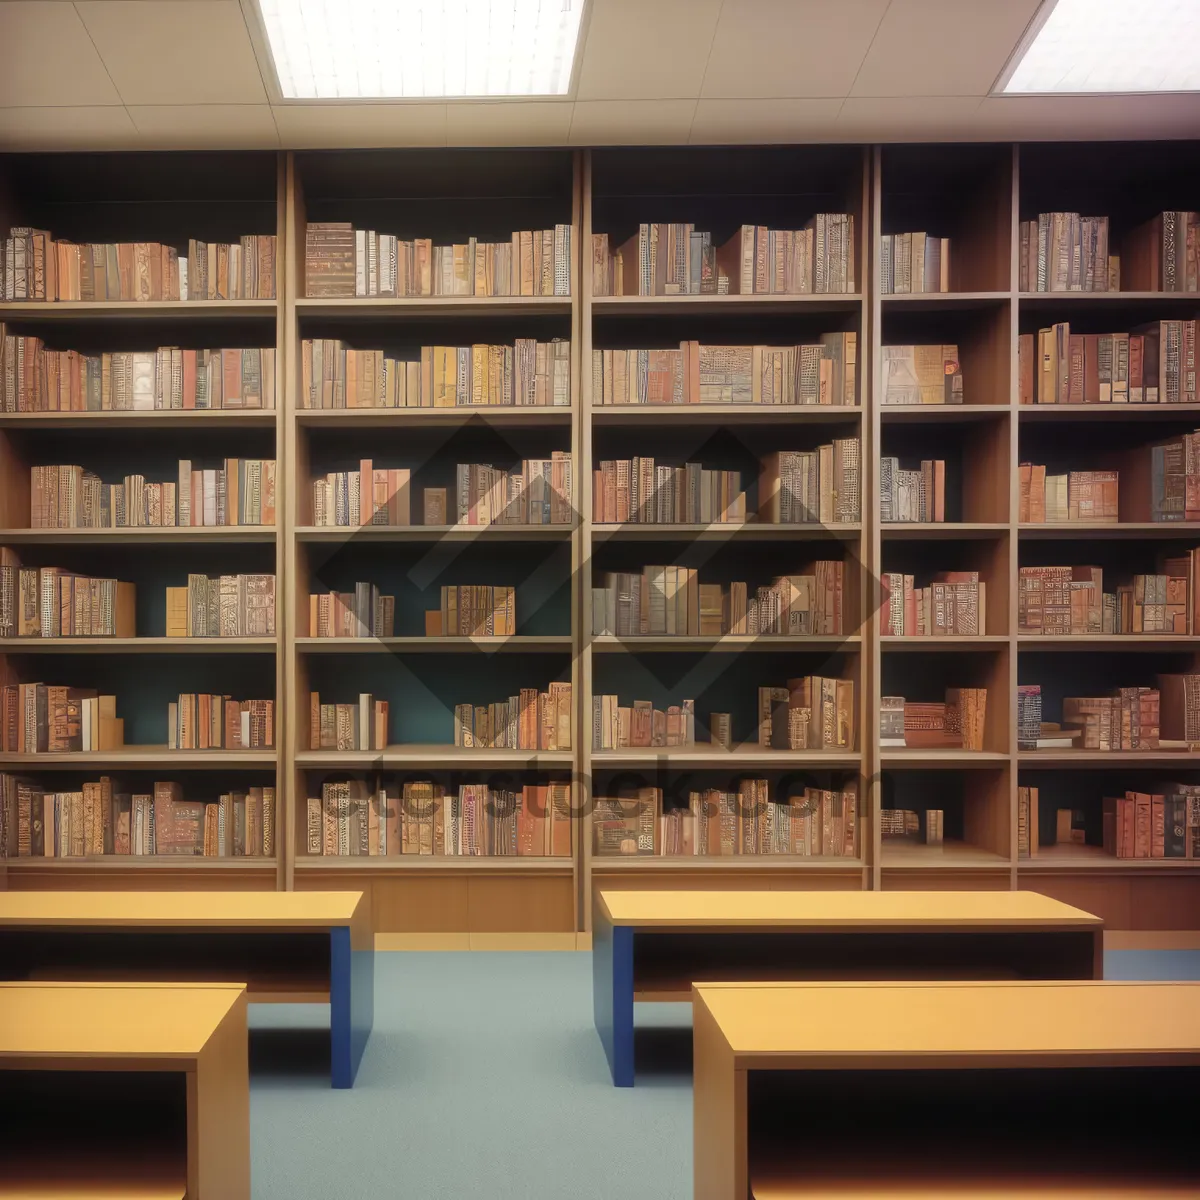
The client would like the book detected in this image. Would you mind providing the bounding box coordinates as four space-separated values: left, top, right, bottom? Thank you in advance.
457 683 571 751
308 692 389 751
0 560 136 638
308 584 395 638
1019 214 1115 292
880 344 962 405
880 234 951 294
879 696 906 747
433 586 517 637
879 457 945 523
593 694 691 750
881 570 986 637
759 442 861 524
1 685 122 753
1018 786 1039 858
164 574 275 638
1018 464 1118 523
169 695 273 750
594 458 745 524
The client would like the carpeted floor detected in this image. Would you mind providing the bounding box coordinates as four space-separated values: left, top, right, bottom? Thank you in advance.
247 947 1200 1199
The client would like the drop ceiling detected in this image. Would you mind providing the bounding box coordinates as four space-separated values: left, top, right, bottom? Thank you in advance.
1 0 1198 149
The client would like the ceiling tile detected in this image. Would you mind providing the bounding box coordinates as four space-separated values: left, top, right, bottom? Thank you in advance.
0 3 122 107
272 103 448 148
701 0 890 99
0 105 138 150
690 98 843 143
127 104 279 148
75 1 268 105
976 93 1200 140
446 102 573 147
836 95 987 141
575 0 722 100
850 0 1042 98
569 99 696 145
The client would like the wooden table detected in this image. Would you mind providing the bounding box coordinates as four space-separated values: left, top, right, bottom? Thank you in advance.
593 889 1102 1086
693 979 1200 1200
0 981 249 1199
0 891 373 1088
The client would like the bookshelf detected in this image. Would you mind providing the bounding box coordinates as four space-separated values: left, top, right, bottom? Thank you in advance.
2 141 1197 932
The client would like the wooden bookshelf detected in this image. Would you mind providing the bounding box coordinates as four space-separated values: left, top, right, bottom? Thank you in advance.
2 141 1197 931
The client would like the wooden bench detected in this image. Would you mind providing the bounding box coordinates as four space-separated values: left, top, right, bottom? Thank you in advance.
0 981 249 1199
693 979 1200 1199
0 891 373 1088
593 889 1102 1086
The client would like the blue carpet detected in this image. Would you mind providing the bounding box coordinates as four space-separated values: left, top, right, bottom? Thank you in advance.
247 947 1200 1199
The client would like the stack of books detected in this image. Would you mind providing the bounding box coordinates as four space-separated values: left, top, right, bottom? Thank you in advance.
592 696 694 750
759 441 861 524
756 677 855 750
593 459 744 524
455 683 572 751
1105 786 1200 858
879 689 987 750
164 574 276 638
1019 464 1118 523
881 345 963 405
1123 211 1199 292
879 233 951 293
882 571 985 636
308 693 388 752
169 695 273 750
0 686 122 753
880 457 945 523
308 585 395 638
0 558 135 638
1019 213 1116 292
426 586 516 637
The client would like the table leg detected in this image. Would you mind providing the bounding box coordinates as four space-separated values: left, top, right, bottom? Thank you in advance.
593 908 634 1087
330 925 373 1089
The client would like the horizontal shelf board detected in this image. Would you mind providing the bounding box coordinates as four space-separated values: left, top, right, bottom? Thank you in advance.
297 746 573 767
1018 635 1199 651
590 855 863 871
880 290 1010 309
296 296 570 317
591 293 862 316
0 299 276 320
880 841 1011 869
880 404 1010 423
1019 403 1200 421
0 527 275 545
1018 845 1200 872
0 747 277 768
296 406 571 428
880 522 1007 541
294 855 573 871
4 855 277 870
590 634 860 653
591 404 862 425
591 522 860 542
1018 290 1198 306
591 747 859 767
296 524 572 543
1020 522 1200 539
880 636 1008 652
0 409 276 429
881 750 1009 768
1018 750 1200 767
297 636 572 654
0 637 275 654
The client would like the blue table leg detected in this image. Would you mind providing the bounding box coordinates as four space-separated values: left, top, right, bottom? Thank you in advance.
330 925 373 1089
593 909 634 1087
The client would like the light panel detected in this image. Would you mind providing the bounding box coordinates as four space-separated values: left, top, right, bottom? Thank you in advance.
1002 0 1200 94
258 0 585 99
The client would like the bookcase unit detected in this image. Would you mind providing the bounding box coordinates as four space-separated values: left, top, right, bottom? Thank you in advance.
2 141 1198 933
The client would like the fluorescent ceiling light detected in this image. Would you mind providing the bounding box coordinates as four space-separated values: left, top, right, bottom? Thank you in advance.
1001 0 1200 94
258 0 586 99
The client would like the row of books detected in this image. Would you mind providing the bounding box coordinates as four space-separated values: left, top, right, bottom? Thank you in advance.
592 781 859 858
1018 464 1118 523
167 696 273 751
427 585 516 638
0 336 276 412
882 572 986 637
880 344 962 406
879 233 951 294
761 442 861 524
1 232 276 301
756 677 855 751
309 586 394 639
301 339 571 409
453 683 572 751
590 337 858 407
592 563 846 638
304 224 571 298
593 460 745 525
1123 211 1199 293
592 696 696 750
31 460 277 528
591 218 856 296
1 686 122 754
0 557 135 639
1019 213 1116 293
879 690 987 751
309 694 389 752
880 457 945 524
0 776 275 858
1020 321 1198 406
304 780 572 857
880 809 944 846
164 574 276 638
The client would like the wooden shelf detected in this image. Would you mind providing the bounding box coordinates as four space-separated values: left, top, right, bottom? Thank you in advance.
1019 403 1200 421
0 747 277 768
296 635 571 654
295 523 573 543
3 855 278 870
881 636 1008 652
1018 635 1199 651
296 406 571 428
0 527 275 545
0 409 276 429
1018 750 1200 768
881 522 1007 540
880 404 1010 423
591 747 860 768
591 522 861 542
296 746 573 768
591 855 863 871
590 635 860 653
881 750 1009 768
294 855 573 871
880 840 1011 869
1019 290 1200 306
1019 522 1200 539
591 293 861 315
0 299 276 320
591 404 862 426
0 637 276 654
880 290 1010 308
1019 844 1200 871
295 295 570 317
